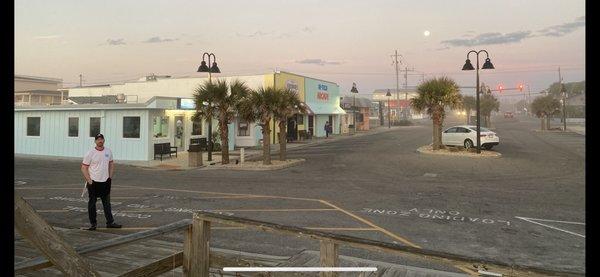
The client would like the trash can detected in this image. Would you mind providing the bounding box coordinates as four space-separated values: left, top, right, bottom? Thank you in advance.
188 144 203 167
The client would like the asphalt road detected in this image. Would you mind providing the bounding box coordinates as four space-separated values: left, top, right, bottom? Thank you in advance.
14 115 585 274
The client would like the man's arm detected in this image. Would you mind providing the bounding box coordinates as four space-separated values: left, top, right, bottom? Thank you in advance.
109 161 114 179
81 164 92 184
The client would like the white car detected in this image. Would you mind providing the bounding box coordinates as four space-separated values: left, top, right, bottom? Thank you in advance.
442 125 499 150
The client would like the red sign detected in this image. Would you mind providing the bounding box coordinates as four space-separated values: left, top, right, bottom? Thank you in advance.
317 92 329 101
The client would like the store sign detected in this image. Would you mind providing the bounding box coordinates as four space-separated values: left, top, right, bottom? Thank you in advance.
317 92 329 101
178 98 195 109
286 80 299 93
318 84 328 91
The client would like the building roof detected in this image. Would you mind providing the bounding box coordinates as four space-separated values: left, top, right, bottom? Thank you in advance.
69 95 119 104
340 96 372 108
14 96 179 111
15 75 62 84
14 90 62 94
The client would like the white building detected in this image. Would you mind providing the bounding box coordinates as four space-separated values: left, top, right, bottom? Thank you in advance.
14 96 242 161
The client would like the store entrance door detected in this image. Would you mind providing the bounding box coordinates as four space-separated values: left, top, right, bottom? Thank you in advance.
287 116 298 142
308 115 314 138
174 116 184 150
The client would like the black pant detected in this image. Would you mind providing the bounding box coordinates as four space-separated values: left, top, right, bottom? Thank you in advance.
87 179 114 225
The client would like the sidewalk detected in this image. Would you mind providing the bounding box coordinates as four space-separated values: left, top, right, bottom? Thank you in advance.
123 125 409 170
567 125 585 135
237 125 408 161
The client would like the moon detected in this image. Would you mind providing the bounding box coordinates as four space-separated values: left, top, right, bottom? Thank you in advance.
424 30 431 37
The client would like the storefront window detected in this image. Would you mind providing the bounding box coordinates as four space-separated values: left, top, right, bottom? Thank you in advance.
68 117 79 137
123 116 141 138
89 117 101 137
153 116 169 138
27 117 40 136
297 114 304 124
357 113 364 123
192 120 202 136
238 120 250 136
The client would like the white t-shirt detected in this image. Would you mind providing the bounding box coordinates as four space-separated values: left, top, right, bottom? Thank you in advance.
82 147 113 182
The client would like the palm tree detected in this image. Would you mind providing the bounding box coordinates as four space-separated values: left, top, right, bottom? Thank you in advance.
480 93 500 128
531 95 561 130
411 77 462 150
462 95 476 124
238 87 279 165
273 89 307 161
192 79 250 164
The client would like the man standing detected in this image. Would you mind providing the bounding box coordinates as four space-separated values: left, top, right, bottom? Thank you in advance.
81 134 122 230
324 121 330 138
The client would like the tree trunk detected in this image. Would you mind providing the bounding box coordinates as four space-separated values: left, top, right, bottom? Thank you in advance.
278 120 287 161
541 117 545 130
432 110 442 150
219 118 229 165
546 116 551 130
262 122 271 165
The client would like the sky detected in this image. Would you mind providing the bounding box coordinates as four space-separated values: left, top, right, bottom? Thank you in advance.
15 0 585 99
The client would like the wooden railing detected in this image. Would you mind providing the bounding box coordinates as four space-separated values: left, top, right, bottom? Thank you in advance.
15 196 583 277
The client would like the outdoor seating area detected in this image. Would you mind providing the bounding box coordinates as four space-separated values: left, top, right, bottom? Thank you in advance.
153 143 178 161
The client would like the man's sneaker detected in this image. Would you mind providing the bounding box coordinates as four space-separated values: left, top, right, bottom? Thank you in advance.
86 225 97 231
106 222 122 228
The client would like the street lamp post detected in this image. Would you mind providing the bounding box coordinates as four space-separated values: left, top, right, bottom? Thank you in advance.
386 90 392 128
197 52 221 162
350 82 359 134
462 50 494 154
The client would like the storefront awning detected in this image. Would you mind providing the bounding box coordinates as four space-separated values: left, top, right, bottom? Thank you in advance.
300 102 314 115
304 103 346 115
333 106 346 114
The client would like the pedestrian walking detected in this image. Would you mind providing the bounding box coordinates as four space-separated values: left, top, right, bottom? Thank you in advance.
324 121 330 138
81 133 122 230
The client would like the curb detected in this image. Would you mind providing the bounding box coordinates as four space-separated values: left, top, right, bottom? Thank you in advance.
416 146 501 158
200 159 305 171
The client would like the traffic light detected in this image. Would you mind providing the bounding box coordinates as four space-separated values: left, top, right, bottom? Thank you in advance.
518 84 524 92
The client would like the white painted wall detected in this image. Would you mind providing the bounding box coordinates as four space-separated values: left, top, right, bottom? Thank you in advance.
15 109 149 161
68 75 267 103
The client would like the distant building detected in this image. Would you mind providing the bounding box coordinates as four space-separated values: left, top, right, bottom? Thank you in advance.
14 75 65 106
340 96 371 133
371 89 424 119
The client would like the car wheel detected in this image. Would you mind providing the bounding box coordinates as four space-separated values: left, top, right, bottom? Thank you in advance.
464 139 473 149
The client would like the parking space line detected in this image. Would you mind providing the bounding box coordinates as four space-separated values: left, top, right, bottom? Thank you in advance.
213 208 338 212
318 200 421 249
304 227 378 231
515 216 585 238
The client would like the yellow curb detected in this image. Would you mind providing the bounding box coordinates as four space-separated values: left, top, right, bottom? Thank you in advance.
416 145 501 158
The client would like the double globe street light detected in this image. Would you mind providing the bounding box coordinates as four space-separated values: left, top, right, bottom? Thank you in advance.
462 50 494 154
197 52 221 162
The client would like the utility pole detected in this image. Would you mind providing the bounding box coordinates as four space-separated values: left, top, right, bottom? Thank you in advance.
559 66 566 131
391 50 402 124
403 66 416 119
79 74 83 87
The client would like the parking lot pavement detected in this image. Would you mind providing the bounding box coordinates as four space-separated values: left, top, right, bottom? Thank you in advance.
14 116 585 274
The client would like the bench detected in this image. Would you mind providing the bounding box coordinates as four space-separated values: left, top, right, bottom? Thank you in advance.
190 138 208 151
153 143 178 161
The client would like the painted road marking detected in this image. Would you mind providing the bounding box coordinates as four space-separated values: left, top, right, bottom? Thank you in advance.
515 216 585 238
18 186 421 252
18 185 477 274
319 200 421 249
361 208 511 226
